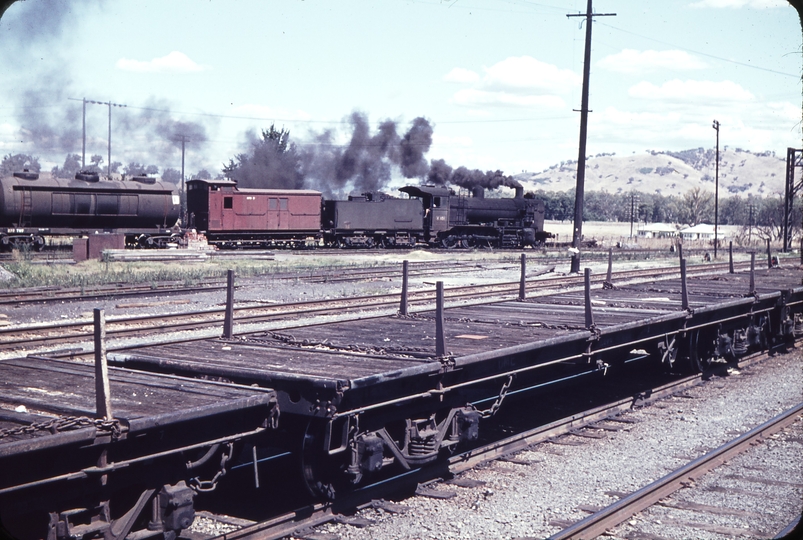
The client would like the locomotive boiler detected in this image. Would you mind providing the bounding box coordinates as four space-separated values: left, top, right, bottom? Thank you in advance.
0 171 181 249
400 184 548 248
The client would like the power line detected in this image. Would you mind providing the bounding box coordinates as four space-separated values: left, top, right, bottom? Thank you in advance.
598 21 799 79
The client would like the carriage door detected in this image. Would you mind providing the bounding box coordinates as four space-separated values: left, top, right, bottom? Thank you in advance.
269 197 289 230
221 195 235 230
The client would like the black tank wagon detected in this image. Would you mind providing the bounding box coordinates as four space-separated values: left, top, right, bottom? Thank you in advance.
0 171 181 250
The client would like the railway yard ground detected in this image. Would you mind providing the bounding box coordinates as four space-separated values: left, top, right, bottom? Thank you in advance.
1 245 802 540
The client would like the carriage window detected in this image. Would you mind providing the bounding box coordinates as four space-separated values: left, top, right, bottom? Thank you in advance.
269 198 277 210
279 198 288 210
224 197 233 209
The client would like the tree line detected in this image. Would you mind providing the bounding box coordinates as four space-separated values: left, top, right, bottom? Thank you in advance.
536 187 796 229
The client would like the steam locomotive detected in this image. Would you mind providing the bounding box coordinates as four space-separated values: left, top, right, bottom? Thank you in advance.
0 171 548 251
187 179 548 249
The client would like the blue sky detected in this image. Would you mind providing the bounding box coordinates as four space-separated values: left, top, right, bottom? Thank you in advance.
0 0 799 186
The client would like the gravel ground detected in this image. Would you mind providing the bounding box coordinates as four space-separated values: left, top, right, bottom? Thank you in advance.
304 350 803 540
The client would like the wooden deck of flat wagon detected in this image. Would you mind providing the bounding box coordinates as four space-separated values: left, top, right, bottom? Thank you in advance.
0 358 278 539
107 265 803 498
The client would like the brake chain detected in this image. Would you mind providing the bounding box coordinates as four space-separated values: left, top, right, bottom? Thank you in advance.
0 415 122 441
476 375 514 418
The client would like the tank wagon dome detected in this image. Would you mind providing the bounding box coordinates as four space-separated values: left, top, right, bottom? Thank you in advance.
12 170 39 181
74 171 100 182
129 174 157 185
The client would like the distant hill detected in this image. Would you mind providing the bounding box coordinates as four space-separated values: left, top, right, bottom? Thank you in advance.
515 148 787 198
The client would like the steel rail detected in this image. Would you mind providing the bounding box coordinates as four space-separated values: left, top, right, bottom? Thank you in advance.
547 401 803 540
0 260 755 353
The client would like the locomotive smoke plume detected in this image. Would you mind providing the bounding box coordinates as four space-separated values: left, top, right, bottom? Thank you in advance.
298 111 432 197
427 158 521 192
3 2 213 175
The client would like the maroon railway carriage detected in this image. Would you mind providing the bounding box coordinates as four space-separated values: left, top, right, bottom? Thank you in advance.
186 179 322 248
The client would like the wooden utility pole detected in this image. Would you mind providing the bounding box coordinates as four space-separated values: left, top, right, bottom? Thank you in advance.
567 1 615 273
712 119 720 259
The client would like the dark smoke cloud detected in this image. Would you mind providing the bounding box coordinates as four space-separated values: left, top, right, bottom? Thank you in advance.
298 111 433 197
427 160 521 192
2 1 213 174
115 98 213 164
230 110 517 198
399 116 432 178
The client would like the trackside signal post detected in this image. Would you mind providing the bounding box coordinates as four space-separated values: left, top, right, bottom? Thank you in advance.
567 1 615 274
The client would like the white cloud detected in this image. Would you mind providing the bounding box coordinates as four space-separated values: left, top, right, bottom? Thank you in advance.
445 56 578 110
689 0 787 8
116 51 208 73
598 49 707 74
443 68 480 83
482 56 580 94
629 79 754 102
452 88 565 108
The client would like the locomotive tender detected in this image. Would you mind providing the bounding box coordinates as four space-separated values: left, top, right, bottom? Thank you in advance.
0 171 181 250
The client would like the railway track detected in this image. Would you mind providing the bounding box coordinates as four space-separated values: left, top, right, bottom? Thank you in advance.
0 259 514 305
186 346 799 540
548 401 803 539
0 259 750 355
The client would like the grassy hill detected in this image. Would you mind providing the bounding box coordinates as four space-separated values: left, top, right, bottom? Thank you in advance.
516 148 787 198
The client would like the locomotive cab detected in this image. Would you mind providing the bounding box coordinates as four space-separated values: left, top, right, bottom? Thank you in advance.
398 185 452 242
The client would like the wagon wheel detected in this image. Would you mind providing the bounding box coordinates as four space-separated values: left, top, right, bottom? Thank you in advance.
300 420 343 500
684 328 714 373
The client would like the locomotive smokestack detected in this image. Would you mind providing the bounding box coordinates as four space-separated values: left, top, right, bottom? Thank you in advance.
472 186 484 199
515 186 523 199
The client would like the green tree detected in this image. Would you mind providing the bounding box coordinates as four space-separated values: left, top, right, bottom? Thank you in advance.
51 154 82 179
1 153 41 176
679 187 713 225
223 124 303 189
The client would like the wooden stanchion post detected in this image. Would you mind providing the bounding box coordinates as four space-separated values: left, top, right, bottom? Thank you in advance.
435 281 445 357
728 241 734 274
584 268 594 329
93 308 112 420
400 260 409 315
223 269 235 338
680 259 689 311
518 254 526 300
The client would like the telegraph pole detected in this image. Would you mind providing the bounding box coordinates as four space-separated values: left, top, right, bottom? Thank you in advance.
82 99 86 168
567 1 615 273
712 119 720 259
172 135 190 190
71 97 126 177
